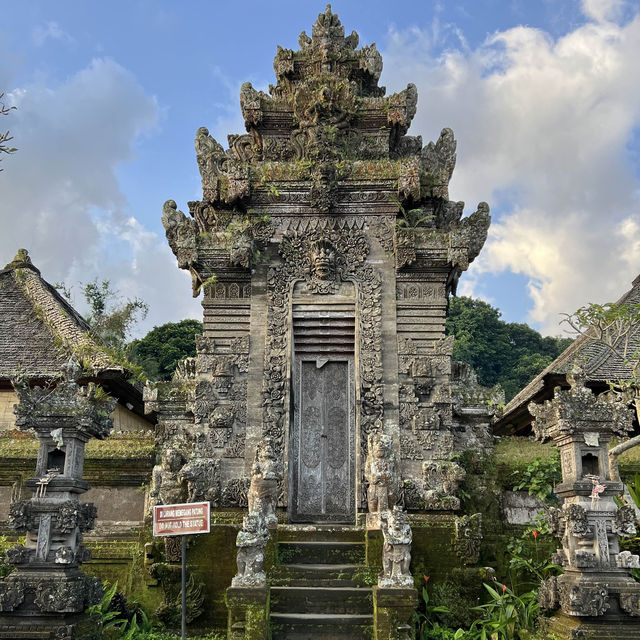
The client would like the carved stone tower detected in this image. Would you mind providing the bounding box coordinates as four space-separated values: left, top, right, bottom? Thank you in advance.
151 5 490 525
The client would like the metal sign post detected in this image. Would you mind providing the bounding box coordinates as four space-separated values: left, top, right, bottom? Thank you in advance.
181 535 187 640
152 501 210 639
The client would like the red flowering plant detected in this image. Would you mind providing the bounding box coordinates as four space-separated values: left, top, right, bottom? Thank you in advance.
414 575 452 637
506 513 561 592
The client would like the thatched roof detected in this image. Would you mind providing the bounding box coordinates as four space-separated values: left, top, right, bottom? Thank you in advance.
494 274 640 435
0 250 147 417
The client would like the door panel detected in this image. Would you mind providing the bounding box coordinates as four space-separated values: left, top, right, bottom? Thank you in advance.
290 358 355 522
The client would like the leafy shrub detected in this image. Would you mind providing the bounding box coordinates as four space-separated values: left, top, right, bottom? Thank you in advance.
512 450 561 504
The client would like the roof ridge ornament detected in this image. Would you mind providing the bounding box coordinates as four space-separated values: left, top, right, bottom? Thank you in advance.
4 248 40 274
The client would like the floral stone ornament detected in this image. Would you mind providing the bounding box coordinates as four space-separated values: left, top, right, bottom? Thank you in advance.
0 358 115 639
530 369 640 635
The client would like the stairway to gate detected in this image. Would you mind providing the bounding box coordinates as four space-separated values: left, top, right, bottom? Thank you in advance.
269 526 374 639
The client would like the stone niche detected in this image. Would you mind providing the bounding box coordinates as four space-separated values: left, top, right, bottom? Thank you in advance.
148 3 491 526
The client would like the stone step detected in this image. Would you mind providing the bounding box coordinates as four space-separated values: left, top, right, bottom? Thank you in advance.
278 541 365 565
277 525 364 543
270 586 372 614
270 613 373 640
270 563 370 587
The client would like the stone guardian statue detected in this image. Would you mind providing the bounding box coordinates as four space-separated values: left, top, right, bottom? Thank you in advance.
231 514 269 587
379 506 413 588
365 433 397 527
247 438 281 528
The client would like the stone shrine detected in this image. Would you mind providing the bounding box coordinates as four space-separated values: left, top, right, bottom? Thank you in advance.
531 369 640 638
0 359 115 640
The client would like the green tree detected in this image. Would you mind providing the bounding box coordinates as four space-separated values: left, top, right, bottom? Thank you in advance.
446 297 572 401
128 319 203 381
55 279 148 352
81 280 149 351
0 92 17 170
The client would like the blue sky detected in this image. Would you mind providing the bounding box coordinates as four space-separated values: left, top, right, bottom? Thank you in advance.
2 1 640 338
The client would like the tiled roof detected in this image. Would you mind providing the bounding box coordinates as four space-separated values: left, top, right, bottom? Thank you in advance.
495 274 640 432
0 250 122 379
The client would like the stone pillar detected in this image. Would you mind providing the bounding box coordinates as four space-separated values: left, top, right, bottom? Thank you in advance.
0 359 116 640
225 587 268 640
530 370 640 638
373 586 418 640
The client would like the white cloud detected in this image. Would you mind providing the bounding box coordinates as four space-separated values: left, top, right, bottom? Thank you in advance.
380 3 640 334
32 22 74 47
0 57 200 337
582 0 625 23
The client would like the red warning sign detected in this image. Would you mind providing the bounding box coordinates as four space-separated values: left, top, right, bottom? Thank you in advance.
153 502 210 537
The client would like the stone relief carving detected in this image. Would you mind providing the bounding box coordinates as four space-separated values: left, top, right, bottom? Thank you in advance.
422 461 465 510
558 583 610 617
0 580 25 611
179 433 220 504
454 513 482 565
619 592 640 617
222 478 250 508
538 576 558 612
150 449 186 508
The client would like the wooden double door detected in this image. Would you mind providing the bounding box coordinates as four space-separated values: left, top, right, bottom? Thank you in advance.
289 357 355 522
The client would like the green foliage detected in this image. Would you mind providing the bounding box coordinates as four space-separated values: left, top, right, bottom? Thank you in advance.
506 514 562 591
0 536 17 577
118 633 225 640
396 206 433 229
419 622 468 640
415 577 451 638
627 472 640 510
128 319 203 381
87 581 126 631
87 580 159 640
467 582 540 640
81 280 149 351
55 279 148 353
446 297 572 401
512 450 561 504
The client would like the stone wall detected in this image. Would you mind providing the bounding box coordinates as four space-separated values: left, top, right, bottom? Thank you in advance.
0 391 17 431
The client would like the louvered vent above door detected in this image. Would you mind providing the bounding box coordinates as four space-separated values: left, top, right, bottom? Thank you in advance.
292 302 355 356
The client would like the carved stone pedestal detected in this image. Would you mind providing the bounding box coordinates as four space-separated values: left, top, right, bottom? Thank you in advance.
373 586 418 640
541 612 640 640
0 613 100 640
225 587 268 640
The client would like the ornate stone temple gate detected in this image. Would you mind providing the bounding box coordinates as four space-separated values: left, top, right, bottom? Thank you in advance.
148 5 491 638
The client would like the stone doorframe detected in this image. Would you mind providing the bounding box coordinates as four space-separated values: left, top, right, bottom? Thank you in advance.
260 228 384 520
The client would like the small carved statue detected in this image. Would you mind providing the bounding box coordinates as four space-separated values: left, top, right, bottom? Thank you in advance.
150 448 185 508
247 438 281 528
379 507 413 588
231 513 269 587
365 434 397 514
